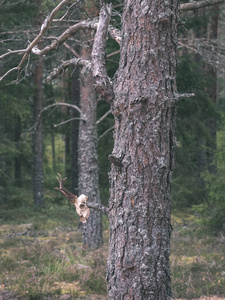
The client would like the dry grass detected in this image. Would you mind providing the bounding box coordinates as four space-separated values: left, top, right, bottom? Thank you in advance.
0 204 225 299
0 203 108 299
171 212 225 300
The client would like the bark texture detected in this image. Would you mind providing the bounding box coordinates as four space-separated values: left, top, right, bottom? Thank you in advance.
32 57 45 207
71 70 80 195
78 46 103 249
107 0 179 298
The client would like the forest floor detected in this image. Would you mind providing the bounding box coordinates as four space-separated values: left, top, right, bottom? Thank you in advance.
0 199 225 300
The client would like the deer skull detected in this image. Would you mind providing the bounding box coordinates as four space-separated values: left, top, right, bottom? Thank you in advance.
72 194 90 223
53 173 90 223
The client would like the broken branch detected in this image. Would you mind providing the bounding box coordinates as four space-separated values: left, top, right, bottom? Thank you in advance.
29 102 84 133
86 202 109 215
96 109 112 124
46 57 91 81
180 0 224 11
92 4 114 103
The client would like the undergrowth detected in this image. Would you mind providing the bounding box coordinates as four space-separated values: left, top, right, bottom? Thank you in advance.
0 195 225 299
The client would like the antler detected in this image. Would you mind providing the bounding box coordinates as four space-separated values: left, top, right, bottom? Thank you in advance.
53 172 77 203
54 173 90 223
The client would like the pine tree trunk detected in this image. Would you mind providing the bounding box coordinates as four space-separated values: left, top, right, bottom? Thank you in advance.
107 0 179 298
32 57 45 207
61 73 71 177
71 70 80 195
206 5 218 174
79 46 103 248
76 0 103 249
51 129 56 173
14 115 22 187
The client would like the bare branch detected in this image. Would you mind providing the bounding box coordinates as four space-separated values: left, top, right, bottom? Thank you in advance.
18 0 72 71
98 126 114 140
46 57 91 81
108 25 121 44
175 93 196 99
180 0 224 11
0 67 18 82
0 49 26 60
63 42 80 57
178 41 198 53
31 19 120 57
53 1 79 22
96 109 112 124
107 49 120 58
0 0 121 83
30 19 98 56
178 38 225 71
29 102 84 133
92 4 114 103
99 0 225 13
0 0 73 82
86 202 109 215
54 117 82 128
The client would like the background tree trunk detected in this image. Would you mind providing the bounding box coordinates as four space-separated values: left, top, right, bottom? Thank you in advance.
14 115 22 187
107 0 179 298
71 70 80 195
77 0 103 249
32 57 45 207
79 44 103 248
62 73 71 178
206 4 218 175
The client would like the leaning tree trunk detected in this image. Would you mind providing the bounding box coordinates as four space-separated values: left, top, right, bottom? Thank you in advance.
78 46 103 249
107 0 179 298
32 57 45 207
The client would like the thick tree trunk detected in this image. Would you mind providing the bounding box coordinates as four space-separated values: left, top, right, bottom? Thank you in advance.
32 57 45 207
79 46 103 249
107 0 179 298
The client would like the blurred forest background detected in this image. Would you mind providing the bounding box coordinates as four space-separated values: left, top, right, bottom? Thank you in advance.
0 0 225 299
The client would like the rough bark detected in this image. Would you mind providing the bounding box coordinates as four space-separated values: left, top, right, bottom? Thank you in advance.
62 73 71 177
106 0 179 298
78 64 103 248
78 37 103 248
32 57 45 207
71 70 80 195
75 0 103 249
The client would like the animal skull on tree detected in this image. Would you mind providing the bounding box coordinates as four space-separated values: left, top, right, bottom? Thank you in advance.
53 173 90 223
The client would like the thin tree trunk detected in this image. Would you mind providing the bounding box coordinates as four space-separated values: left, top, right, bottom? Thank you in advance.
71 70 80 195
79 45 103 248
62 73 71 177
206 5 218 174
14 114 22 187
32 57 45 207
51 129 56 173
77 0 103 249
107 0 179 298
